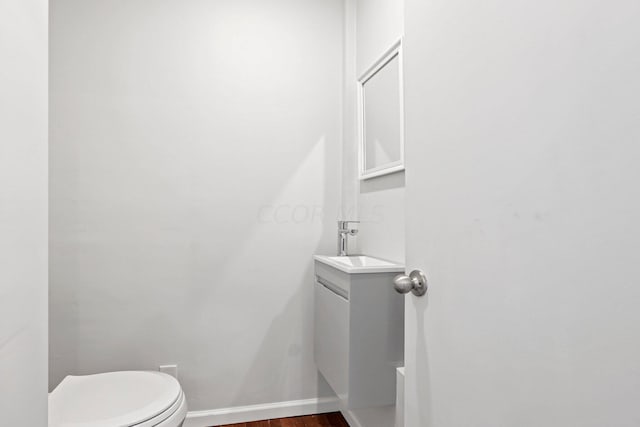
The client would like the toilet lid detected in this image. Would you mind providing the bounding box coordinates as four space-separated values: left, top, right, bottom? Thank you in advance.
49 371 182 427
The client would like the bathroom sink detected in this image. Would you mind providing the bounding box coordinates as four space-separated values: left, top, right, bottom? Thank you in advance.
313 254 404 410
314 255 404 274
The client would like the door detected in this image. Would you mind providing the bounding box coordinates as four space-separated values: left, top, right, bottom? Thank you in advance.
402 0 640 426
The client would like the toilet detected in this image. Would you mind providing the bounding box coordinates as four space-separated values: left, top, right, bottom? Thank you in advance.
49 371 188 427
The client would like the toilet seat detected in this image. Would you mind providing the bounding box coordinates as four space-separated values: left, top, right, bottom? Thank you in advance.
49 371 187 427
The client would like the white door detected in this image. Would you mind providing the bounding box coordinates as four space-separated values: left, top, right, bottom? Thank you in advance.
402 0 640 426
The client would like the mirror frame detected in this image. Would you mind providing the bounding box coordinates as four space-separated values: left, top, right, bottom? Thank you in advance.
358 39 405 180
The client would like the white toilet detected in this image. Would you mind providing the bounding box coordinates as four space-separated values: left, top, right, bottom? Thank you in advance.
49 371 188 427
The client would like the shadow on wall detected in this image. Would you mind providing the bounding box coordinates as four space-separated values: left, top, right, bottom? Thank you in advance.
355 171 405 263
232 255 334 406
220 137 337 406
359 170 405 194
49 134 339 411
175 135 338 410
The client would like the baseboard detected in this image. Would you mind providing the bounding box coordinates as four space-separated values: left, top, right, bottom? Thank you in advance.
183 396 340 427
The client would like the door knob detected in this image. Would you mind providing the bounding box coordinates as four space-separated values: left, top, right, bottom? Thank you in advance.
393 270 428 296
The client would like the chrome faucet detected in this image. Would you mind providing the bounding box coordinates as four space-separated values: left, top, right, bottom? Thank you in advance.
337 220 359 256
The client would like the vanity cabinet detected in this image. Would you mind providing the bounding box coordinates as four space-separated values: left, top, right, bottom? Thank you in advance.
313 256 404 410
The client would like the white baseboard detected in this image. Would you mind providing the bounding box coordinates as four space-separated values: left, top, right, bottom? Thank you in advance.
183 396 340 427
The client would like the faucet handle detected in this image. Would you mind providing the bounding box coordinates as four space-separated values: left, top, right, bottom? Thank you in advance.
338 220 360 232
337 220 359 256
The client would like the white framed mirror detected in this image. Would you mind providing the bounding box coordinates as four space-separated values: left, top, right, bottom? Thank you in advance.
358 39 404 180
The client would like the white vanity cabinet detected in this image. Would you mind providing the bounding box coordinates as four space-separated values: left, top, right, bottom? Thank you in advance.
313 256 405 411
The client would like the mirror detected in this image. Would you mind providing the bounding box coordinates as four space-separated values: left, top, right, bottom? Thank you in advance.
358 40 404 180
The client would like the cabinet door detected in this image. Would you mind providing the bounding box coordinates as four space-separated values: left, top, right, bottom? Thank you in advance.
314 280 349 400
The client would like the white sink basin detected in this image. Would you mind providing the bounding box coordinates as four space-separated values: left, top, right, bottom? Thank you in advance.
314 255 404 274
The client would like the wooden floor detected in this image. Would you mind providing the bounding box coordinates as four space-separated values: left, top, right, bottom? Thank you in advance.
215 412 349 427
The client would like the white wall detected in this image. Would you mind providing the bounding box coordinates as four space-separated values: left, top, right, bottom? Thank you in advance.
49 0 343 412
340 0 359 224
0 0 48 425
356 0 404 73
342 0 405 263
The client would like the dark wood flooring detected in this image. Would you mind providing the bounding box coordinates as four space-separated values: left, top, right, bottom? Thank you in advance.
215 412 349 427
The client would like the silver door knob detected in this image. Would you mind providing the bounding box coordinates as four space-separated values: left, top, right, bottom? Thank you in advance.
393 270 428 296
